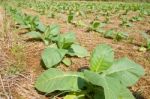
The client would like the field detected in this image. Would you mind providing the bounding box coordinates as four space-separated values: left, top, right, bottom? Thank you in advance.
0 0 150 99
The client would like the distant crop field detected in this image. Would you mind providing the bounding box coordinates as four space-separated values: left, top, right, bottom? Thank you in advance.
61 0 150 2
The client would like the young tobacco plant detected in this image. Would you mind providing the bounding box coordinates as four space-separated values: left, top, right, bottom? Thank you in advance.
6 6 44 31
141 32 150 50
104 29 128 41
120 17 132 27
41 32 89 68
129 16 143 22
35 44 144 99
67 13 74 23
88 21 105 33
27 24 59 45
16 15 44 31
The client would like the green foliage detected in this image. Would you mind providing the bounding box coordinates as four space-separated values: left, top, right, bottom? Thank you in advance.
120 17 133 27
104 30 128 41
64 93 85 99
35 44 144 99
57 32 76 49
141 32 150 50
41 31 89 68
17 15 42 31
47 12 55 18
6 6 43 31
130 16 143 22
90 44 114 73
62 58 72 66
42 48 67 68
88 21 105 33
35 68 85 93
27 24 59 45
68 13 74 23
5 1 148 99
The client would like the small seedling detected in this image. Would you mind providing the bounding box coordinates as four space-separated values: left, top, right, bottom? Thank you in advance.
141 32 150 50
67 13 74 23
120 17 132 27
88 21 105 33
130 16 143 22
104 29 128 41
27 24 59 45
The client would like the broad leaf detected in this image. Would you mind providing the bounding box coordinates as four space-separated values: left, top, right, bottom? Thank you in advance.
42 47 67 68
92 21 100 29
62 58 72 66
35 68 85 93
49 24 60 36
64 95 78 99
90 44 114 73
70 44 89 58
27 31 42 39
45 24 60 39
104 57 145 87
57 32 76 49
68 13 74 23
93 86 105 99
64 92 85 99
118 87 135 99
84 70 134 99
36 22 46 32
104 30 115 39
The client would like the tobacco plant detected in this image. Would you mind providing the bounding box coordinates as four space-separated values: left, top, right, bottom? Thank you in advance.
35 44 144 99
141 32 150 50
17 15 43 31
41 32 89 68
88 21 105 33
27 24 59 45
129 16 143 22
120 17 132 27
67 13 74 23
104 30 128 41
7 6 44 31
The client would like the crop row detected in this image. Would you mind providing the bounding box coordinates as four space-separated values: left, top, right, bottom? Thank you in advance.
4 5 146 99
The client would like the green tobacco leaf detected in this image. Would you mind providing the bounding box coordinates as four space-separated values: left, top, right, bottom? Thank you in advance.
49 24 60 36
92 21 105 30
92 21 100 29
118 87 135 99
90 44 114 73
42 47 67 68
104 30 115 39
45 24 60 39
84 70 135 99
57 32 76 49
62 58 72 66
14 14 24 25
64 95 78 99
70 44 89 58
35 68 85 93
68 13 74 23
36 22 46 32
93 86 105 99
104 57 145 87
84 70 121 99
27 31 42 39
63 93 85 99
